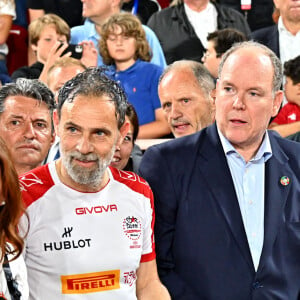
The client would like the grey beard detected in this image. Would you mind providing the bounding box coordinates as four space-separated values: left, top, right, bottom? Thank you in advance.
61 144 116 188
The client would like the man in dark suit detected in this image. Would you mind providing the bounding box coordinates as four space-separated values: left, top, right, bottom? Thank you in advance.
252 0 300 60
139 41 300 299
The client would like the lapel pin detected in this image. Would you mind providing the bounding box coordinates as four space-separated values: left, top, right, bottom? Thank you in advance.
280 176 290 186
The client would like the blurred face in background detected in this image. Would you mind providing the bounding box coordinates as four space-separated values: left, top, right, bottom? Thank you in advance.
0 96 54 175
110 116 134 170
284 76 300 106
81 0 115 22
48 65 86 103
159 69 215 138
31 24 67 63
274 0 300 23
202 40 221 78
106 25 137 68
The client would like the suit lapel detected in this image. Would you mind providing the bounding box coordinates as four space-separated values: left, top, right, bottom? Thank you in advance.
257 134 290 272
198 125 254 271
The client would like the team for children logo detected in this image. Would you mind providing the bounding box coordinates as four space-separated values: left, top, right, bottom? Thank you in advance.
123 216 142 248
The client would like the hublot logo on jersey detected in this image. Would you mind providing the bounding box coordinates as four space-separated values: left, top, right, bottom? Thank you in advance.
43 227 92 252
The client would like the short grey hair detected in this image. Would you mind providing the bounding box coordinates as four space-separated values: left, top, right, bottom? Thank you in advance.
0 78 55 114
159 60 215 99
218 41 282 95
57 67 128 129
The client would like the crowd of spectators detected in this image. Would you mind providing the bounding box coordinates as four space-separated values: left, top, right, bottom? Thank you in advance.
0 0 300 299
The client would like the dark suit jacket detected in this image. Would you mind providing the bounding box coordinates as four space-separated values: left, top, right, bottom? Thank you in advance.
139 124 300 300
252 25 280 58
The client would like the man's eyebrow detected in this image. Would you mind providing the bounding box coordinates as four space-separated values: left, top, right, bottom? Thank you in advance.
221 80 233 85
34 118 49 123
9 114 24 119
64 121 111 134
64 121 80 128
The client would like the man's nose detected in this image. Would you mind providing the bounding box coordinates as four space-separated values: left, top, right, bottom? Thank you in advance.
23 122 36 139
232 95 246 110
76 135 94 154
170 102 182 119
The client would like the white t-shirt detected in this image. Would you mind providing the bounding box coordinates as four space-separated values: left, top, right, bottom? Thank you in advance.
184 2 218 48
19 162 155 299
0 250 29 300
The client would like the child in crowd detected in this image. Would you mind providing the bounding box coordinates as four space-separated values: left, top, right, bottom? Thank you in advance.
99 12 170 139
11 13 70 81
269 55 300 137
11 13 96 83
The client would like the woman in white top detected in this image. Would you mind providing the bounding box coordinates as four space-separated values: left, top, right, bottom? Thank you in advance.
0 137 28 300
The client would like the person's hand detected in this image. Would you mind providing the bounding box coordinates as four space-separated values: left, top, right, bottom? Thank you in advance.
44 41 71 69
39 42 71 83
79 41 98 67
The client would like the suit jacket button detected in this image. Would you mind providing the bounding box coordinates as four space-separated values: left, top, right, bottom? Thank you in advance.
252 281 263 290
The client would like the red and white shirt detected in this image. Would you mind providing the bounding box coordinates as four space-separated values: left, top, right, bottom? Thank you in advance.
272 103 300 125
19 162 155 299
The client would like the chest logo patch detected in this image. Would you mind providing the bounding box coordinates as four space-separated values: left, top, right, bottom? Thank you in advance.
123 216 142 242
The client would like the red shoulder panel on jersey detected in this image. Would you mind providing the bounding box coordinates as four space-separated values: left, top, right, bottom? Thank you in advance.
19 164 55 208
109 166 151 195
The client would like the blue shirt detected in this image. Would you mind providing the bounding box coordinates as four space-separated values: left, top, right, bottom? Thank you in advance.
107 60 163 125
70 18 166 69
218 128 272 270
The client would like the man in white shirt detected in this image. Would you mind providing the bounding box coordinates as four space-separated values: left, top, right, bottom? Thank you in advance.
252 0 300 65
147 0 251 64
19 67 170 299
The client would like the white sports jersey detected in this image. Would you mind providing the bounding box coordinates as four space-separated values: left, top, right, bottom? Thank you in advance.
19 162 155 299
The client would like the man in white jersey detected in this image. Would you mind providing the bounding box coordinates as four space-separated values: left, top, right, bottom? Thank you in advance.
19 67 170 299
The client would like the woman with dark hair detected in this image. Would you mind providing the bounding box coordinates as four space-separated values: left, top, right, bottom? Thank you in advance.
110 104 143 173
0 137 28 299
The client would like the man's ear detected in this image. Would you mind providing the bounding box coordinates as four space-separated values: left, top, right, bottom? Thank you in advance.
210 88 216 104
271 90 284 117
50 130 56 146
209 88 216 122
31 43 38 53
53 109 60 137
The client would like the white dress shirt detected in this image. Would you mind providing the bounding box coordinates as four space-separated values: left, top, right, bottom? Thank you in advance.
184 2 218 48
